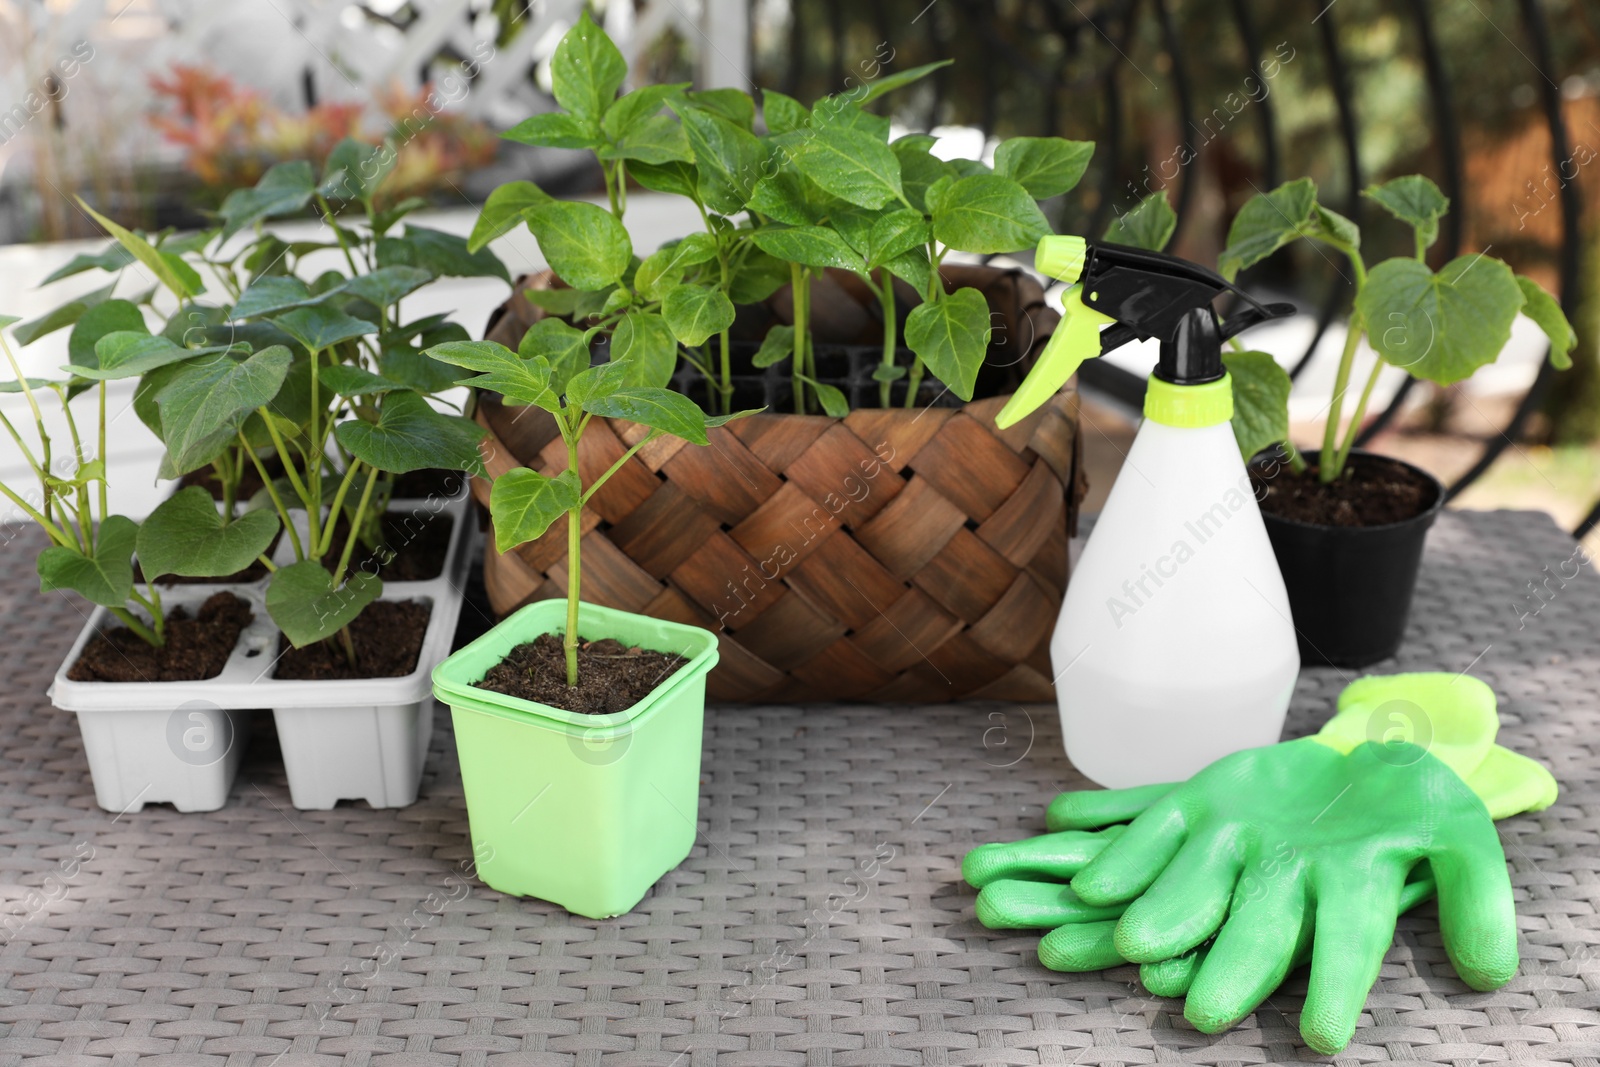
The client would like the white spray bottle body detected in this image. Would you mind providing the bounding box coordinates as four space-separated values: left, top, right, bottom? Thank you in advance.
1053 418 1299 787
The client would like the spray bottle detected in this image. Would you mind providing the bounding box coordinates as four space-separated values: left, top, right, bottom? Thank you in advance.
996 236 1301 788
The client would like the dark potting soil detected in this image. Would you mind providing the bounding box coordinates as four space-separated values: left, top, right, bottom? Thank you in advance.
66 592 252 682
1251 453 1439 527
272 599 431 680
321 510 455 582
474 632 687 715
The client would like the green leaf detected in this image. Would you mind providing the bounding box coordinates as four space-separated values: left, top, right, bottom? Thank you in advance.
883 247 933 295
320 364 405 397
892 141 953 214
810 100 890 140
856 59 952 103
77 199 200 300
610 312 678 388
68 299 146 371
266 560 383 648
519 317 592 394
13 281 117 346
320 138 394 203
157 346 294 474
747 169 832 225
627 160 701 200
335 389 487 474
674 105 767 215
727 249 790 303
1103 191 1177 251
1356 255 1524 385
233 276 316 319
526 200 633 290
379 226 510 282
750 226 864 273
1222 349 1291 460
753 325 795 368
1363 175 1449 250
426 339 556 409
603 82 690 141
634 233 718 300
868 209 930 266
218 161 317 240
684 88 756 130
136 486 279 581
1218 178 1318 280
1306 204 1361 249
341 266 432 308
925 174 956 216
550 11 626 123
38 515 137 608
565 358 635 409
781 126 903 210
372 196 429 238
1516 275 1576 370
599 114 693 164
469 181 551 252
379 344 463 395
40 245 135 286
904 287 991 400
661 283 736 347
801 376 849 417
762 89 810 134
932 174 1051 254
577 386 710 444
489 468 581 552
502 112 596 149
276 305 378 353
994 137 1094 199
70 332 229 380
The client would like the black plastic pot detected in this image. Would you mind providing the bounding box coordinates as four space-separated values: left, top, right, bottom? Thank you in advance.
1254 450 1444 668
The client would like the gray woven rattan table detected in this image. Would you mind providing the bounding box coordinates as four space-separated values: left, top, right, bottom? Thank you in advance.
2 509 1597 1066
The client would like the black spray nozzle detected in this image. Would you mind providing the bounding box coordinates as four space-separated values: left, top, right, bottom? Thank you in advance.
1072 240 1295 384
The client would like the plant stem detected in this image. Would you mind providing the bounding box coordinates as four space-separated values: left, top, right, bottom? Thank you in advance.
241 429 304 559
337 626 358 668
716 252 732 414
317 194 361 277
257 406 314 510
791 265 810 414
330 465 378 588
1282 440 1307 475
904 358 925 408
0 333 50 483
1319 312 1364 481
96 382 107 519
564 430 581 689
580 435 655 505
1332 355 1385 477
877 268 897 407
0 477 67 542
318 459 364 558
107 605 161 648
306 351 323 553
614 160 627 217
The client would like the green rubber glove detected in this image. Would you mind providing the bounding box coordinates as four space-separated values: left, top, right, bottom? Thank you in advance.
964 673 1558 1054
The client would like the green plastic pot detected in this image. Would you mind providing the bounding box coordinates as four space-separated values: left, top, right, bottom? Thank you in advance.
433 599 718 919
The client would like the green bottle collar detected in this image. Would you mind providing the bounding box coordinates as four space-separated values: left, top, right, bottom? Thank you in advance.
1143 374 1233 427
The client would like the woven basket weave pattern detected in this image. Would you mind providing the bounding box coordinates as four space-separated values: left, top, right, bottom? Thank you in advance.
476 272 1080 703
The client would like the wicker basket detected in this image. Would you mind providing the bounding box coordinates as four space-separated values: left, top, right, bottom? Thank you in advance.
473 266 1084 702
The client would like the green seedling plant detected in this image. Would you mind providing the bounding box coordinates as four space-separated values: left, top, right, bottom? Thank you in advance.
427 333 754 686
23 135 500 663
469 13 1096 415
1212 175 1575 476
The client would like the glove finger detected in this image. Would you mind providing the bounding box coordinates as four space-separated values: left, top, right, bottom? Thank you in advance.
1141 946 1206 998
1070 796 1187 907
1431 796 1520 990
975 879 1126 929
1038 919 1124 972
1046 782 1176 830
962 826 1125 889
1299 864 1407 1056
1183 872 1309 1034
1113 828 1244 962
